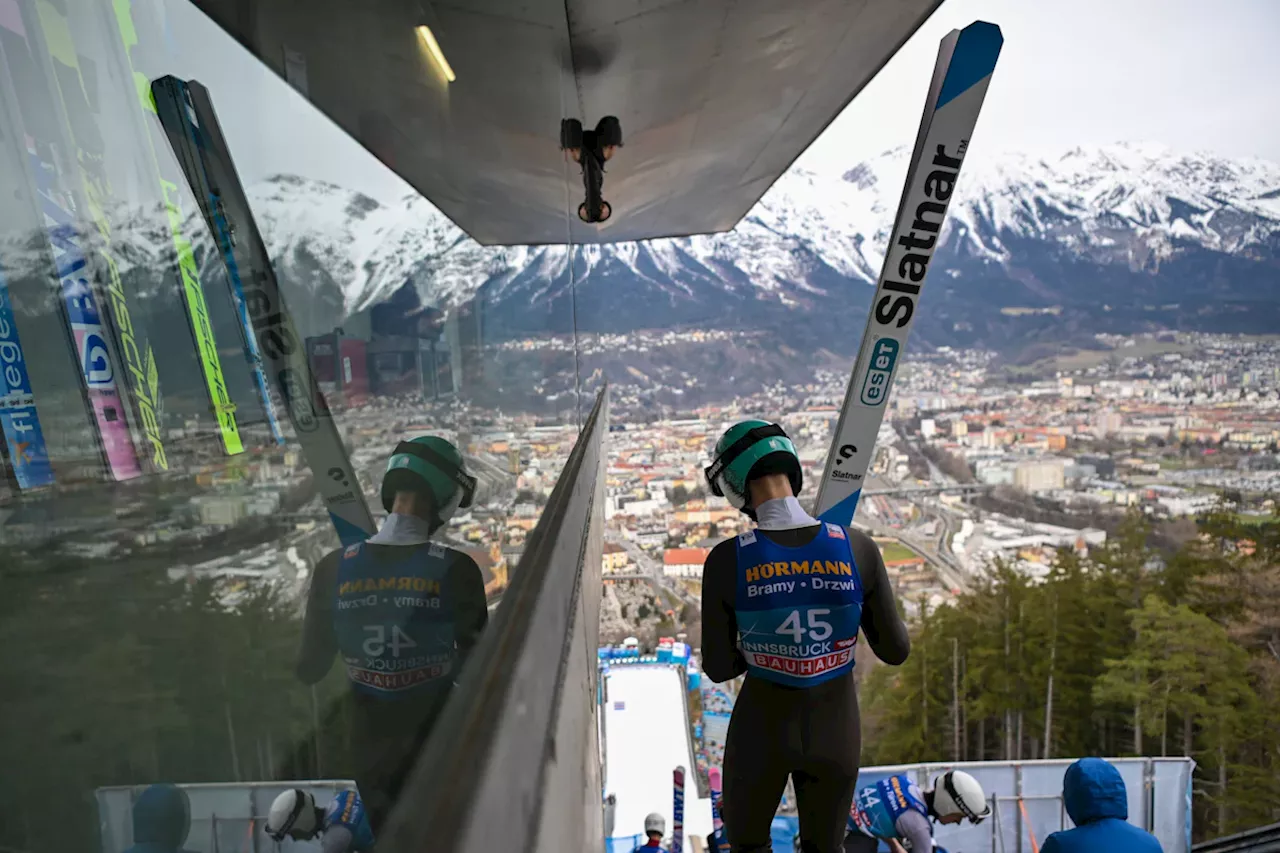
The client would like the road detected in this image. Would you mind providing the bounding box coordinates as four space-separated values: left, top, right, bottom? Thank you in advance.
606 531 699 609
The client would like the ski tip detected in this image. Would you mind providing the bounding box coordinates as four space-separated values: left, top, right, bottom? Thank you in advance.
935 20 1004 110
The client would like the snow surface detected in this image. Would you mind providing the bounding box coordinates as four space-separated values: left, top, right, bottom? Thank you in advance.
604 665 713 846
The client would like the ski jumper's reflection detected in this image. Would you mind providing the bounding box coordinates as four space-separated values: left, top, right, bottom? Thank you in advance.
295 437 488 832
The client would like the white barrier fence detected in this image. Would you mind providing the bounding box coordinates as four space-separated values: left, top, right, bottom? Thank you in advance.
860 757 1195 853
96 780 357 853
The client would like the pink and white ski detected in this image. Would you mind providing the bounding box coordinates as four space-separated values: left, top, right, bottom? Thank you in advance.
672 765 685 853
709 767 729 853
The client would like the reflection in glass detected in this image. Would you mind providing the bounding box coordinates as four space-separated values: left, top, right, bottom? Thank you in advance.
0 0 582 849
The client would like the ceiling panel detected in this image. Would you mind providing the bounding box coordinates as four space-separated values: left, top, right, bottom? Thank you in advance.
190 0 942 245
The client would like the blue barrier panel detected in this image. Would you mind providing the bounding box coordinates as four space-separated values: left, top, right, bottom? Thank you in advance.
608 833 644 853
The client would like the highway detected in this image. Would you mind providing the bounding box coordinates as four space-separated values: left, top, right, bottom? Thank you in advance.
862 463 972 594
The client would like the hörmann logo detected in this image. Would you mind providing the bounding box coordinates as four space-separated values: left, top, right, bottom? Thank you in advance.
871 141 967 333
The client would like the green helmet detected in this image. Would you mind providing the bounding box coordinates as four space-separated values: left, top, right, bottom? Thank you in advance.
382 435 476 525
704 419 802 512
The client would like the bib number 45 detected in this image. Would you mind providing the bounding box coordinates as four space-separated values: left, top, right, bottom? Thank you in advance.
776 609 832 643
363 624 417 657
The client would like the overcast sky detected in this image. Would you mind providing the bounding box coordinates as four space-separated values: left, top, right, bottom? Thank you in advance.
800 0 1280 174
170 0 1280 204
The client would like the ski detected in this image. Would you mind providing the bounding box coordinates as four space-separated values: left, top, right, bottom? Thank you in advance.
709 767 729 853
0 262 55 489
152 75 377 545
0 3 143 480
813 20 1003 527
0 57 55 491
109 0 282 447
35 0 246 459
672 765 685 853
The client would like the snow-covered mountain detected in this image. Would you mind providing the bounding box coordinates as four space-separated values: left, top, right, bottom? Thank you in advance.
236 141 1280 350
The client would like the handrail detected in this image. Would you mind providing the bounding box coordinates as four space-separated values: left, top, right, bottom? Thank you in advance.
378 386 608 853
1193 822 1280 853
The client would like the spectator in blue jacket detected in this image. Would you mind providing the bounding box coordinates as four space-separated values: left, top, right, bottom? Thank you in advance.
122 784 193 853
1041 758 1163 853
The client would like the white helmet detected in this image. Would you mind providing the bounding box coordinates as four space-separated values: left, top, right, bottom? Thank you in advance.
265 789 319 841
644 812 666 837
932 770 990 824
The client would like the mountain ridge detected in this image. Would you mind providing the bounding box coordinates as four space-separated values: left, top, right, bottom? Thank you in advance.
224 141 1279 354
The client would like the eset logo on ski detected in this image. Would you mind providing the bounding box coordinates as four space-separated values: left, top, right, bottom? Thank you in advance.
278 367 318 432
859 339 899 406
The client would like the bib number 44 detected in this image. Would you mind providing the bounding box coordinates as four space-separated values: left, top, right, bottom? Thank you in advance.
776 608 833 643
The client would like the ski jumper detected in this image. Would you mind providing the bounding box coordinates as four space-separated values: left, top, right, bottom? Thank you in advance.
321 790 376 852
843 774 933 853
701 524 910 853
296 536 488 834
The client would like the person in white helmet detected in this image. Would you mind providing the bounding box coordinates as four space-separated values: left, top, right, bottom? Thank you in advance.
633 812 666 852
843 770 989 853
265 788 375 852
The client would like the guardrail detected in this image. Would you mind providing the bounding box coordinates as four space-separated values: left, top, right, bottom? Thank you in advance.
379 387 608 853
1193 822 1280 853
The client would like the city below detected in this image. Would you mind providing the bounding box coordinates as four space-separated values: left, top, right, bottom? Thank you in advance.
5 329 1276 626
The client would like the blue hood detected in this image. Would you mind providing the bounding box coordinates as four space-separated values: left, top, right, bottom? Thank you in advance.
130 784 191 850
1063 758 1128 826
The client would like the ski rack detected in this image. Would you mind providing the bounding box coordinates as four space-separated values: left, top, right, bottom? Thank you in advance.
151 75 376 545
813 20 1003 527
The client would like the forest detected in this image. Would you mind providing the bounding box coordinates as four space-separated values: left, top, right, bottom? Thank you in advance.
860 509 1280 842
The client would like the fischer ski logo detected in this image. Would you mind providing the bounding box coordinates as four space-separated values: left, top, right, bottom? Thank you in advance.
813 20 1002 529
107 0 245 455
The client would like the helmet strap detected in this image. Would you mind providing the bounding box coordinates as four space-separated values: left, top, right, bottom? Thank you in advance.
270 789 307 841
390 440 477 507
942 771 984 823
704 423 788 498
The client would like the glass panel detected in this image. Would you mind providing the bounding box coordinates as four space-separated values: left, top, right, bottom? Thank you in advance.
0 0 580 850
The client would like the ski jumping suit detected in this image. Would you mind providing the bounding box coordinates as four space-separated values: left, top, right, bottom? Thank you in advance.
321 790 377 853
297 538 488 832
702 524 910 853
843 774 933 853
